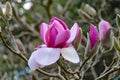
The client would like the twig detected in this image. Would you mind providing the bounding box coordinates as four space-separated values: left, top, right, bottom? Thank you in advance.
2 16 20 52
0 33 65 79
57 61 77 74
12 5 39 37
36 69 59 78
101 57 118 75
95 67 120 80
78 57 90 71
0 33 20 54
0 33 27 62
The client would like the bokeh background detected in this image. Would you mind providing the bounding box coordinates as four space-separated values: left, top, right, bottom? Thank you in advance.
0 0 120 80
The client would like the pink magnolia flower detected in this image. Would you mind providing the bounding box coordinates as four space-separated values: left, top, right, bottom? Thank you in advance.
89 20 111 50
98 20 111 41
28 17 80 71
89 24 99 50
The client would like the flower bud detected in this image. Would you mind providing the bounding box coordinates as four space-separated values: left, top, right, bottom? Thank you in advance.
84 4 96 16
102 29 113 49
78 9 93 22
15 39 25 53
99 20 113 49
89 24 99 50
5 2 12 20
99 20 111 40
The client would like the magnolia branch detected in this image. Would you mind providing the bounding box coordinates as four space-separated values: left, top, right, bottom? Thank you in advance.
12 5 39 37
0 33 65 80
95 67 120 80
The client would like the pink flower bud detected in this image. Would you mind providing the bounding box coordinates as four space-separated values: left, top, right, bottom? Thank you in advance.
98 20 111 41
89 24 99 50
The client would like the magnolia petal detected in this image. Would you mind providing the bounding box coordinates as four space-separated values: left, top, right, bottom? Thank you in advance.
28 52 41 71
52 20 66 31
67 23 80 43
46 25 58 47
34 48 60 66
90 24 99 50
98 20 111 40
54 30 70 47
40 23 49 43
61 46 80 63
50 17 68 29
73 27 82 50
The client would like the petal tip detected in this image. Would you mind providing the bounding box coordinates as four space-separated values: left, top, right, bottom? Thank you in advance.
61 46 80 64
72 58 80 63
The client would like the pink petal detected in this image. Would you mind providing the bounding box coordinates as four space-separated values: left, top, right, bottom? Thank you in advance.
50 17 68 29
90 24 99 50
46 25 58 47
98 20 111 40
54 30 70 47
61 46 80 63
34 48 60 66
28 51 44 71
67 23 80 43
51 20 66 31
40 23 49 43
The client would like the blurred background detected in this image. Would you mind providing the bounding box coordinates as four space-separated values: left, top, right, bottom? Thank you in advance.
0 0 120 80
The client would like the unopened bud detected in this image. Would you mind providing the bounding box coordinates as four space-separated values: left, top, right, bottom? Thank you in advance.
78 9 93 22
15 39 25 53
102 29 113 49
84 4 96 16
5 2 12 20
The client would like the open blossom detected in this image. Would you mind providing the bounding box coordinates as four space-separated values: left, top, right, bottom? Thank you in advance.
28 17 80 71
89 20 111 50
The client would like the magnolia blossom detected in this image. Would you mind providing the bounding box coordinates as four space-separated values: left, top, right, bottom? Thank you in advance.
98 20 111 41
90 24 99 50
89 20 111 50
28 17 80 71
